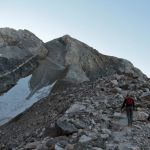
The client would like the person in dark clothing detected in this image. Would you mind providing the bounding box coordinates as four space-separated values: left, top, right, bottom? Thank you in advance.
121 94 135 126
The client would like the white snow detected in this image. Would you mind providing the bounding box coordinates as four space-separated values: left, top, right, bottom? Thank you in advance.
0 75 56 125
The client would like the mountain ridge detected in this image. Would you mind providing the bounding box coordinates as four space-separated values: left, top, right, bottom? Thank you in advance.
0 27 147 95
0 28 149 149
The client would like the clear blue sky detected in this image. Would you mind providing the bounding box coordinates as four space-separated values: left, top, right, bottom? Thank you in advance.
0 0 150 77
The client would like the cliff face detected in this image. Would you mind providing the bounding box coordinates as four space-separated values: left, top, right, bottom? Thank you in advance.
45 35 146 83
0 28 48 94
0 29 147 94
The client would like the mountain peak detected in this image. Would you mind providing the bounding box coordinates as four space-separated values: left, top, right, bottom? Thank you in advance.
62 34 71 38
60 34 74 44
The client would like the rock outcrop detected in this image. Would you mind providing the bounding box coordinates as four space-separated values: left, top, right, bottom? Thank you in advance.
45 35 146 83
0 28 48 94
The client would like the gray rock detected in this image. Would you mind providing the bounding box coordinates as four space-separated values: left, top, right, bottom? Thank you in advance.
140 92 150 101
127 146 140 150
0 28 48 59
65 144 74 150
135 111 149 121
111 80 118 86
106 143 119 150
113 112 123 119
101 128 111 135
56 118 78 134
79 135 92 143
36 144 48 150
46 139 56 147
71 119 87 129
66 103 86 114
112 87 122 93
55 143 64 150
25 141 40 149
0 28 48 94
100 134 109 139
45 35 146 83
92 147 103 150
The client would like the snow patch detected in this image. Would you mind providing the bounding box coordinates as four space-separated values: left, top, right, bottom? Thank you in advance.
0 75 55 125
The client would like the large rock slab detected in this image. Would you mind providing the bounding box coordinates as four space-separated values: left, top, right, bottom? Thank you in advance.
45 35 147 84
56 117 78 135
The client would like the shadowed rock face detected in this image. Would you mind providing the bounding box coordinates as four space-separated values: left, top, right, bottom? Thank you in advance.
45 35 147 83
0 28 48 94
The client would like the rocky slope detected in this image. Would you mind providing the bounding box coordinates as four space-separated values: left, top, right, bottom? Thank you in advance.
0 28 149 150
0 73 149 150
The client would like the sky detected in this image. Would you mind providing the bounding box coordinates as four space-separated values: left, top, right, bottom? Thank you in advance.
0 0 150 77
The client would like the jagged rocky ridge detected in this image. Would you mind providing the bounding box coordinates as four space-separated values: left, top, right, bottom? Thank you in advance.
0 28 147 95
45 35 146 83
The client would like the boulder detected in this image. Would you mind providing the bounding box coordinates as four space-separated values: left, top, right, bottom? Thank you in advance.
140 92 150 101
65 103 86 114
135 111 149 121
79 135 92 143
56 118 78 135
25 141 40 149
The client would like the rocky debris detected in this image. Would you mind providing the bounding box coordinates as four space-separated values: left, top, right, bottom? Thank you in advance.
0 73 149 149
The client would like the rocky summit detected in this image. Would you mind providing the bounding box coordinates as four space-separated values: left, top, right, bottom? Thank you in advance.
45 35 146 83
0 28 149 150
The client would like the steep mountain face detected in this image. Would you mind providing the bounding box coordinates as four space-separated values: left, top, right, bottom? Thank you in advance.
45 35 146 83
0 28 48 94
0 29 147 94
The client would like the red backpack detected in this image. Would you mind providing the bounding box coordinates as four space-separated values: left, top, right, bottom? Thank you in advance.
126 98 134 105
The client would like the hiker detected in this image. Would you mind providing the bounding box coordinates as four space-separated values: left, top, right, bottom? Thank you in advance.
121 94 135 126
